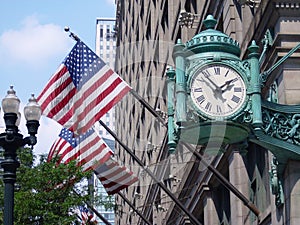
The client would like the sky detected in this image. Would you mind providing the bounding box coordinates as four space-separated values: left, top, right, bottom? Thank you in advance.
0 0 116 156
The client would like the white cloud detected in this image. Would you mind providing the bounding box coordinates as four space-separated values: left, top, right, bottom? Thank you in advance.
33 116 62 156
106 0 115 5
0 15 72 67
0 103 61 158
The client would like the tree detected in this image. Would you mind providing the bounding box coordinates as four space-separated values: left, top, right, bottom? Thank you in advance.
0 147 97 225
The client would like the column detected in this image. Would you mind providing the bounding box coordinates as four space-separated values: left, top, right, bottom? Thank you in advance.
203 186 219 225
228 149 250 225
283 160 300 225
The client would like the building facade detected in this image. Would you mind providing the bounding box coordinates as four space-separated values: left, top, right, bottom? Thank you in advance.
114 0 300 224
93 18 117 225
95 18 117 140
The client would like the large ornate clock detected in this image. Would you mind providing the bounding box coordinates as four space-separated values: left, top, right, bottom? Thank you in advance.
169 15 252 147
190 63 247 119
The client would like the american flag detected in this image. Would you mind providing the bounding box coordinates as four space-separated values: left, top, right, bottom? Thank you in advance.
76 205 97 224
37 41 131 135
49 127 138 194
94 157 139 195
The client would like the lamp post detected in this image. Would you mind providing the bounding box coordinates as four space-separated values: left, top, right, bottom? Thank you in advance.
0 86 41 225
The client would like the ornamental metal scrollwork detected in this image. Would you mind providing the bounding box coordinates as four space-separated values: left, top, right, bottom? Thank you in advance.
262 107 300 145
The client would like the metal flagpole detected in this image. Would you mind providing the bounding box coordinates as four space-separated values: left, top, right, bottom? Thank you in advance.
129 91 260 217
181 142 260 216
99 120 201 225
118 192 152 225
130 90 167 126
73 189 112 225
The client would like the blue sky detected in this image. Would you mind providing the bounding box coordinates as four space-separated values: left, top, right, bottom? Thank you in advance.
0 0 116 156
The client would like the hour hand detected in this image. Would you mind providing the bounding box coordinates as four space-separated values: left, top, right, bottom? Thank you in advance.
222 84 234 93
220 79 234 89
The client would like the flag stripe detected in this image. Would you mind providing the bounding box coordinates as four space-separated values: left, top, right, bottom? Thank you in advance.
37 65 68 104
37 41 131 135
48 138 68 162
38 67 73 112
58 69 116 127
70 84 131 134
48 127 138 194
95 158 138 194
54 67 114 124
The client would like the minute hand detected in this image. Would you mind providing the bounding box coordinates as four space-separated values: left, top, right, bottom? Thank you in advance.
206 76 221 91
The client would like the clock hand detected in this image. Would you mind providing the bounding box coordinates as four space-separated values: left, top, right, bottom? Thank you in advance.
222 84 234 93
220 79 234 89
206 76 221 91
200 78 226 102
205 77 227 102
199 78 215 91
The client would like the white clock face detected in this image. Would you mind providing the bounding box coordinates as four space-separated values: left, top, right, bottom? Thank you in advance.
190 64 246 118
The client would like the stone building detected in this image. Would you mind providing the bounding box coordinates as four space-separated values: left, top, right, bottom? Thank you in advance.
113 0 300 224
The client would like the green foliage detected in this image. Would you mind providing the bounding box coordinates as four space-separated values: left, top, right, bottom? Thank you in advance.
0 148 96 225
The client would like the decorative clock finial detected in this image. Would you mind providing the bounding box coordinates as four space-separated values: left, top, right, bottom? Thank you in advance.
203 15 217 29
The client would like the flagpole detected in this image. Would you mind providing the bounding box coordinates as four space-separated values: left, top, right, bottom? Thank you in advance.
129 90 167 127
129 90 260 216
64 27 80 42
73 189 112 225
181 142 260 216
99 120 201 225
117 192 152 225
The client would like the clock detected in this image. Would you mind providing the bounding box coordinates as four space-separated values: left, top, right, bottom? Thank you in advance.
190 63 247 119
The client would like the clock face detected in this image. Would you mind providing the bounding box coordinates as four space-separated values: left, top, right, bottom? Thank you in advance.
190 64 246 119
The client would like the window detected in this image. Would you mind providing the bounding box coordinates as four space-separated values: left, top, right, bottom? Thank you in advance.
161 1 169 31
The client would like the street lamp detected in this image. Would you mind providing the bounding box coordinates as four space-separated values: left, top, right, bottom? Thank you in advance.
0 86 41 225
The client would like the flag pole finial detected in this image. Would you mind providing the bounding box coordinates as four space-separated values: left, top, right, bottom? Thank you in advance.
64 26 80 42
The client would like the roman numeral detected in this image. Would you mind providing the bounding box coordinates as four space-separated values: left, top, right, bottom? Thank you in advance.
224 70 229 77
214 67 220 75
227 103 233 109
234 87 242 92
231 95 240 103
217 105 222 113
194 88 202 92
202 70 211 78
196 95 205 104
231 77 238 83
205 102 212 111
